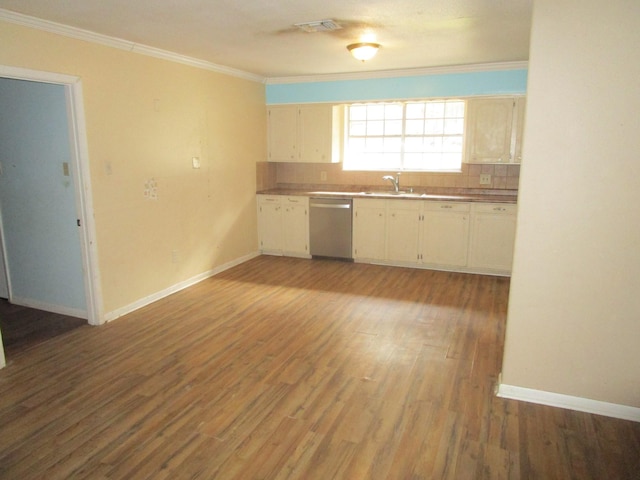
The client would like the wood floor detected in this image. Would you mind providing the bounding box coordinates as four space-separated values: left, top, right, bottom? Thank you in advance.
0 299 86 357
0 256 638 479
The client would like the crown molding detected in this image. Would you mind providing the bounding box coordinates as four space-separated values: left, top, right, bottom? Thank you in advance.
0 8 265 84
265 61 529 85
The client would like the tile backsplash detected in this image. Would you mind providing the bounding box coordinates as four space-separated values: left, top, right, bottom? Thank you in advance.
257 162 520 192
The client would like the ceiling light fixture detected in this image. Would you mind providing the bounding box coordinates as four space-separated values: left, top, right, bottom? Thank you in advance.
347 42 381 62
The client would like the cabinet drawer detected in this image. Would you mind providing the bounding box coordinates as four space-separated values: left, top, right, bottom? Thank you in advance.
389 199 422 210
354 198 387 209
258 195 282 204
424 202 471 212
284 196 308 205
472 203 517 214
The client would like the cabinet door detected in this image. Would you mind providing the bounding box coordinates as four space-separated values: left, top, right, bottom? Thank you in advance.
282 197 309 256
257 196 283 254
299 105 333 163
353 199 386 261
512 97 526 163
386 200 421 263
466 98 514 163
422 202 470 267
267 106 298 162
469 204 517 272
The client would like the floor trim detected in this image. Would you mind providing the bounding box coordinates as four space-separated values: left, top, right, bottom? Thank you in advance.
497 383 640 422
103 252 260 323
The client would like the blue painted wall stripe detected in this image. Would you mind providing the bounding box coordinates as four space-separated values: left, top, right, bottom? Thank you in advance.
266 69 528 104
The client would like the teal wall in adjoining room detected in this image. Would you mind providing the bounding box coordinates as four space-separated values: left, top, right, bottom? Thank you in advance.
0 78 87 314
266 69 528 104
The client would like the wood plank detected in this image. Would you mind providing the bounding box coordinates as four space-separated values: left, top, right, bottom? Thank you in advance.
0 256 638 479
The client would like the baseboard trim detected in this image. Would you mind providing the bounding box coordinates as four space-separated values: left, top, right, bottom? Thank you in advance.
102 252 260 324
353 258 511 277
497 383 640 422
10 296 88 319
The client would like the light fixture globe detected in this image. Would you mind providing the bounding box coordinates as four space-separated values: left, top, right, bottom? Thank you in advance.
347 42 380 61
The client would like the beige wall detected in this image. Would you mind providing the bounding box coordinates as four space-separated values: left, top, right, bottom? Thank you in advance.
502 0 640 407
0 21 266 316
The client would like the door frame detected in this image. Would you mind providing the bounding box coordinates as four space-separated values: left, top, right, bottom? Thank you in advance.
0 65 103 330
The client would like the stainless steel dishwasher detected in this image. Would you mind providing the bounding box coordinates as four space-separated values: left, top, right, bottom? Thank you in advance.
309 197 353 260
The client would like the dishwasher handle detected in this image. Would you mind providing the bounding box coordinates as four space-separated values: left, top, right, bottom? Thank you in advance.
310 202 351 209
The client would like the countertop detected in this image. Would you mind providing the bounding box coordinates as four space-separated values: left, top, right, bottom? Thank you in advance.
257 187 518 204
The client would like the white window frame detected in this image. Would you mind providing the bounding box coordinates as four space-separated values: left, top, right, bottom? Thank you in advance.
343 99 466 172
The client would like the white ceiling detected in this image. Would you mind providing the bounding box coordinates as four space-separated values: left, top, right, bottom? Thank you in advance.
0 0 533 80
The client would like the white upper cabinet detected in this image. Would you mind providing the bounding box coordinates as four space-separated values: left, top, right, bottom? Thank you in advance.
465 96 526 164
298 105 333 163
267 104 343 163
267 107 298 162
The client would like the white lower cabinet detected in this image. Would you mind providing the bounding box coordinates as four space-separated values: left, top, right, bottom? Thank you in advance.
352 198 517 275
353 198 386 261
353 198 421 264
468 203 517 272
282 197 309 256
257 195 310 258
257 195 283 254
422 202 470 267
387 200 422 263
258 195 517 275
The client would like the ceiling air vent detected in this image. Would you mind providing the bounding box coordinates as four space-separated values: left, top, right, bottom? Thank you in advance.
294 19 342 33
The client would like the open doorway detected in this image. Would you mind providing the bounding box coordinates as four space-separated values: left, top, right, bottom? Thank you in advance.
0 300 87 357
0 66 102 367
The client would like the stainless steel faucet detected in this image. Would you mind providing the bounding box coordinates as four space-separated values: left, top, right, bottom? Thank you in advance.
383 173 401 192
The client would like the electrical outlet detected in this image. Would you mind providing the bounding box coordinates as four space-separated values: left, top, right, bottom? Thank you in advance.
320 171 327 181
192 157 201 169
479 174 492 185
